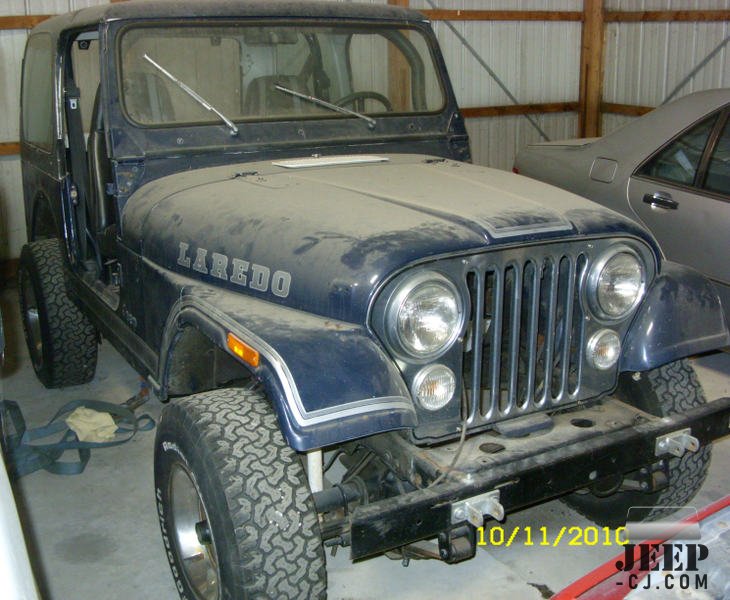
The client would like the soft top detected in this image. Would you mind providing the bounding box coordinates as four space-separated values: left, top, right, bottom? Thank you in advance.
31 0 427 36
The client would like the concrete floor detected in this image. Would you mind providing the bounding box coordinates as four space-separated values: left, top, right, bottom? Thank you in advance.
1 283 729 600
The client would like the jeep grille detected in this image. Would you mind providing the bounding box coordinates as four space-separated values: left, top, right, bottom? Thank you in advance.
462 246 590 428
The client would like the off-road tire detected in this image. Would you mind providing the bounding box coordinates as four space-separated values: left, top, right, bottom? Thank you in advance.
18 238 97 387
155 388 327 600
565 359 711 528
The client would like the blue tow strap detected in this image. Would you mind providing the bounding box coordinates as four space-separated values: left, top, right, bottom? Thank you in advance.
0 399 155 478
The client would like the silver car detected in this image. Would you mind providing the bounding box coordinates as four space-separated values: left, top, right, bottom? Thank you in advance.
515 89 730 317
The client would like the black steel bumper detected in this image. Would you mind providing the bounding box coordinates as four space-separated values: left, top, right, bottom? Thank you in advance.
348 396 730 560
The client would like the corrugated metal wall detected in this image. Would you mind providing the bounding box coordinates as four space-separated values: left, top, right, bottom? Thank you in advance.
412 0 582 169
0 1 728 259
603 0 730 134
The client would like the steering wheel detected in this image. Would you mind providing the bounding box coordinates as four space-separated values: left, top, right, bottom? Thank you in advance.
335 91 393 112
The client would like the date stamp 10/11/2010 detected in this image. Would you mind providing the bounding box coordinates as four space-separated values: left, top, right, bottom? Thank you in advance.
476 525 627 548
477 506 705 549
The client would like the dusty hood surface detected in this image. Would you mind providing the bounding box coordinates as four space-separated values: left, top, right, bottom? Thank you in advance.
124 154 650 321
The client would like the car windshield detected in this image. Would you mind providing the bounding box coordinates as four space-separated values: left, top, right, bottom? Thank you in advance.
119 24 445 127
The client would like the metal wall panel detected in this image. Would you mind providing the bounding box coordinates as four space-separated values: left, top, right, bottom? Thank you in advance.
0 26 29 260
411 1 582 108
2 2 26 16
413 1 582 171
411 1 581 9
602 112 637 136
0 157 24 261
0 30 26 143
318 0 387 3
604 0 730 106
467 113 579 170
605 0 730 9
427 19 581 107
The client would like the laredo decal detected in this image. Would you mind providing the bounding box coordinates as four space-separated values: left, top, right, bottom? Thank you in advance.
177 242 291 298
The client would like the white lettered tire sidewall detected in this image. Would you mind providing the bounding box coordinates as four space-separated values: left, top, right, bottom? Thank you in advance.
156 433 237 599
154 388 327 600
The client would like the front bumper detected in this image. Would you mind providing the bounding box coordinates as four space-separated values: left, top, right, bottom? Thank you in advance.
348 396 730 560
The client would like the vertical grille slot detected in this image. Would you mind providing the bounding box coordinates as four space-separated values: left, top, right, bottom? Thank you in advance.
464 271 482 423
485 268 501 420
569 255 587 395
551 256 575 400
463 248 587 428
539 257 558 407
518 260 539 410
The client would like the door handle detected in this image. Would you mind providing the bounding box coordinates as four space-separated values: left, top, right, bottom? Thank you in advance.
643 192 678 210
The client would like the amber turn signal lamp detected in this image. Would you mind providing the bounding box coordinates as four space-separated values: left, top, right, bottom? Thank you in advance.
226 332 260 367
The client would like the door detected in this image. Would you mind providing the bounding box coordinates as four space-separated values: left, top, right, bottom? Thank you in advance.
627 107 730 290
64 29 149 335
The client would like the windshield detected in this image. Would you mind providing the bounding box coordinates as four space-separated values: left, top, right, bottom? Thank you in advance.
119 24 445 127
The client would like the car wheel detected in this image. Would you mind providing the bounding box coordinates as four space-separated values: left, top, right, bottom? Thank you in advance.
155 388 327 599
18 238 98 387
564 359 711 528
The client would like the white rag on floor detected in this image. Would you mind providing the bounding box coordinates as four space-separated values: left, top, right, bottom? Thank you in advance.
65 407 117 442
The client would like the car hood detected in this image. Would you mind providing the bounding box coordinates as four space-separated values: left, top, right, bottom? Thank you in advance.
123 154 652 322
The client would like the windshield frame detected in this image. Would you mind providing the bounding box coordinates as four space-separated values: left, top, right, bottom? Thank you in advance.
115 19 448 131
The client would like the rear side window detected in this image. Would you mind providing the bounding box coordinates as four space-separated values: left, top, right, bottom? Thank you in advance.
638 113 717 187
22 34 55 150
704 117 730 195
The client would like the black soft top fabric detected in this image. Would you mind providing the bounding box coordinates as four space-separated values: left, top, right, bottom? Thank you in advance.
33 0 426 36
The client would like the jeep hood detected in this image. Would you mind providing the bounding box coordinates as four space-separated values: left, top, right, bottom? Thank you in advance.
123 154 652 322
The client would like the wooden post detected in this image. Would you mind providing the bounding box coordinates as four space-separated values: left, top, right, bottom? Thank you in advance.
388 0 411 111
578 0 605 137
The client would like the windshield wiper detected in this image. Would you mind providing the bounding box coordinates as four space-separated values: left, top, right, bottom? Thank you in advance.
275 84 376 129
143 54 239 136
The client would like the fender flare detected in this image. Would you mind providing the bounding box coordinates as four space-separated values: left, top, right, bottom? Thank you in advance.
158 291 416 451
620 261 730 372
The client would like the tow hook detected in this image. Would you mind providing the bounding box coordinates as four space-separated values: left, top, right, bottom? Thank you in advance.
655 428 700 458
451 489 504 527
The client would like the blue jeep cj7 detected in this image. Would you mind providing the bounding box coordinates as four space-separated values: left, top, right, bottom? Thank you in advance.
17 1 730 598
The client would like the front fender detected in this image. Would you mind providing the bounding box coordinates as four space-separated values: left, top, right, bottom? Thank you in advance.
161 286 415 451
620 261 730 372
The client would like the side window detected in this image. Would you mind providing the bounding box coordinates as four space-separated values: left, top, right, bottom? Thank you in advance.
638 113 718 187
71 37 101 134
704 117 730 196
21 34 55 150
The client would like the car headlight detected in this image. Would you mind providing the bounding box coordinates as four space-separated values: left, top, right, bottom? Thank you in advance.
386 272 464 359
587 247 646 320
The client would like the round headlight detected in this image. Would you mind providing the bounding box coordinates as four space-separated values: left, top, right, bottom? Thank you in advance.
590 249 645 320
413 365 456 411
390 274 463 359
